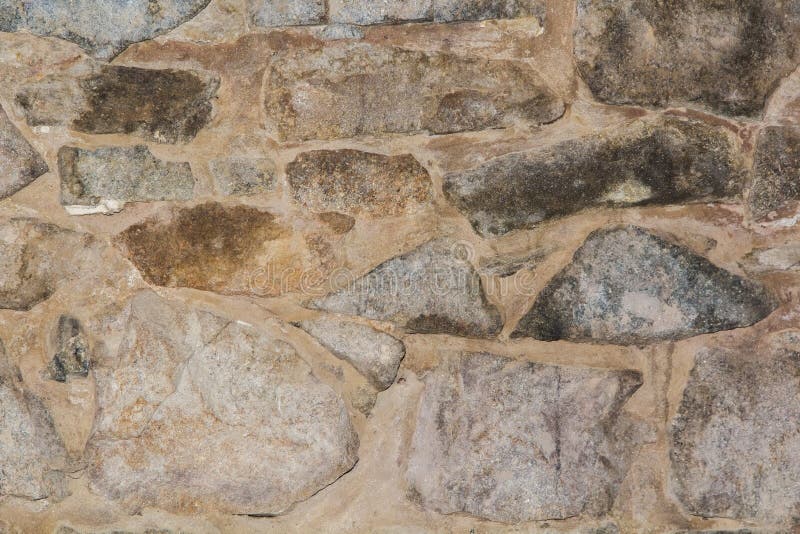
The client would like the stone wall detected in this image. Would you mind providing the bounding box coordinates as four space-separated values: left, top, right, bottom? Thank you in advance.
1 1 800 532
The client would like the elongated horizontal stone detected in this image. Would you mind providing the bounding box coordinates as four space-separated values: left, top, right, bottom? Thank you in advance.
407 352 644 522
17 65 218 144
287 149 432 216
264 42 564 140
0 105 48 200
512 226 776 345
433 0 545 23
310 239 503 338
89 291 358 514
296 317 405 390
0 0 211 59
58 145 194 214
248 0 326 27
329 0 432 24
670 332 800 521
749 126 800 219
574 0 800 117
443 116 747 236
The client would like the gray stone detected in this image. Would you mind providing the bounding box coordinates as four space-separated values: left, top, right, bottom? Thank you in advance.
317 23 364 40
0 340 68 500
209 157 276 196
17 65 219 144
48 315 90 382
670 331 800 521
512 226 776 345
407 352 644 522
433 0 545 23
264 42 564 141
574 0 800 117
88 290 359 514
742 243 800 274
0 105 48 200
295 317 405 390
749 126 800 219
58 145 194 214
286 149 432 216
443 116 747 237
310 239 503 338
329 0 432 25
0 0 211 60
247 0 326 27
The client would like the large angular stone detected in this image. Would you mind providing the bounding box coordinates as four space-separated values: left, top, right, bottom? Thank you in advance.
749 126 800 219
58 145 195 214
116 201 337 296
286 149 432 216
0 105 48 200
264 42 564 141
310 239 503 338
443 116 747 237
329 0 432 25
88 290 359 514
512 226 776 345
0 0 211 60
17 65 219 144
670 331 800 521
574 0 800 117
295 317 405 390
407 352 644 522
433 0 545 23
248 0 326 27
0 341 68 500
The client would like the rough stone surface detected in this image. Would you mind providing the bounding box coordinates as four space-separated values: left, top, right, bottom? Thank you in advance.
574 0 800 117
47 315 90 382
330 0 432 25
287 149 432 216
17 65 219 144
58 145 195 213
749 126 800 219
512 226 776 345
209 156 276 196
116 201 336 296
88 290 359 514
296 317 405 390
433 0 545 23
310 239 503 338
443 116 747 236
248 0 326 27
264 42 564 140
0 341 68 500
670 331 800 522
407 352 644 522
0 105 48 200
0 0 212 59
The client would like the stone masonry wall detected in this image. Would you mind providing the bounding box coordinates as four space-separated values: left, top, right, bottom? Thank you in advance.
2 1 800 532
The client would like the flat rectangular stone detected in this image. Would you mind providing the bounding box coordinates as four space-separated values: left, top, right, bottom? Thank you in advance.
433 0 545 23
329 0 432 25
248 0 326 27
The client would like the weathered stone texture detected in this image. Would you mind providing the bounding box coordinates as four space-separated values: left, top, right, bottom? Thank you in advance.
407 352 644 522
296 317 405 390
48 315 90 382
89 291 358 514
670 332 800 521
749 126 800 219
0 0 211 59
248 0 326 27
433 0 545 23
17 65 219 144
512 226 776 345
287 149 432 216
264 43 564 140
58 145 195 213
574 0 800 117
209 156 276 196
310 239 503 338
0 105 48 200
443 116 747 236
0 341 68 500
329 0 432 25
